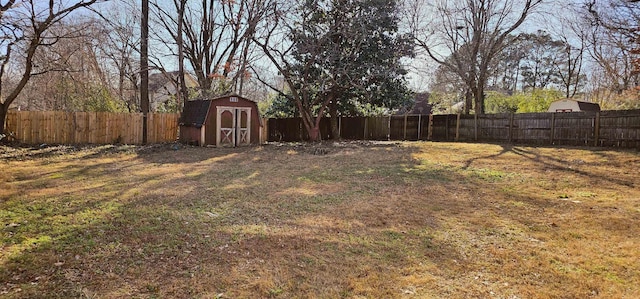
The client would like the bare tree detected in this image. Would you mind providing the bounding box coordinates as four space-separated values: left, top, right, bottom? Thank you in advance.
585 0 640 94
544 4 588 99
555 38 586 99
149 0 267 97
92 0 141 112
409 0 543 114
12 20 119 112
0 0 107 136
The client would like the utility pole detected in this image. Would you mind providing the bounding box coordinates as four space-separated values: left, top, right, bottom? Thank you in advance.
177 0 188 107
141 0 150 144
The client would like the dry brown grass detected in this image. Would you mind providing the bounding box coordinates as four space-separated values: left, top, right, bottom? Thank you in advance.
1 142 639 298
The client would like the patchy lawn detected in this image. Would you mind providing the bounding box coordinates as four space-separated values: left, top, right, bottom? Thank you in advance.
1 142 639 298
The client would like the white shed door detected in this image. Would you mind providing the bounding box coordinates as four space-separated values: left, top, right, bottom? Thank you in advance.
216 107 251 147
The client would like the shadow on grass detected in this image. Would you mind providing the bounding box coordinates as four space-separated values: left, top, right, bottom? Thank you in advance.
462 144 636 188
1 144 468 298
2 143 639 298
0 144 142 162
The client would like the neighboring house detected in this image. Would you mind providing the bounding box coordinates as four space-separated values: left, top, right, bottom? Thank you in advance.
410 92 433 115
450 101 465 114
148 71 199 112
396 92 433 115
179 94 263 147
548 99 601 113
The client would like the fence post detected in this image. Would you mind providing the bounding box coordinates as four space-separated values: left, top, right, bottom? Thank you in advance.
146 113 152 144
428 114 433 140
445 115 449 140
388 115 391 141
474 113 478 141
338 116 342 139
36 112 43 143
363 117 368 140
403 114 408 140
508 113 514 143
455 113 461 141
299 118 303 142
594 112 600 147
5 111 14 139
418 114 422 140
550 113 556 145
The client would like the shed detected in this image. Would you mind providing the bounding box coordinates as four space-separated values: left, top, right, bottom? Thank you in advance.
548 99 601 113
179 95 262 146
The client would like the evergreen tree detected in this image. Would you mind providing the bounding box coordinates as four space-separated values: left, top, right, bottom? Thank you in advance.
256 0 412 140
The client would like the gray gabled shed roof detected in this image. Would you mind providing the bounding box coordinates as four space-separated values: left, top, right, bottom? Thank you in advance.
180 100 211 127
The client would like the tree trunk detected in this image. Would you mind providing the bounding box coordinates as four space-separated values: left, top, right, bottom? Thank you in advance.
141 0 149 144
464 88 472 114
0 103 7 136
302 93 333 142
474 80 486 115
308 126 320 142
329 100 340 140
474 93 484 115
118 68 125 109
299 109 322 142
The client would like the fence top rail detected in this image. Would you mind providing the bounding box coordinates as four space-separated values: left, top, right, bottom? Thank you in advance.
6 111 185 116
264 109 640 120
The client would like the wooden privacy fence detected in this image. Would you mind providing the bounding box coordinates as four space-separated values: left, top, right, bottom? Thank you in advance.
4 111 180 145
267 110 640 149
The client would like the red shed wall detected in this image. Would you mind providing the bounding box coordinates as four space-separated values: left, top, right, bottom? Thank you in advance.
180 126 202 145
